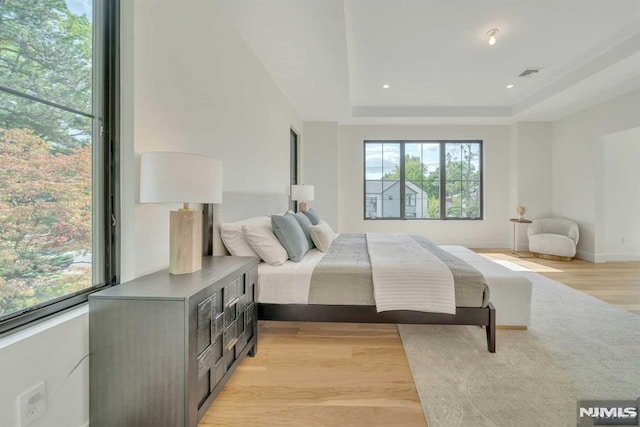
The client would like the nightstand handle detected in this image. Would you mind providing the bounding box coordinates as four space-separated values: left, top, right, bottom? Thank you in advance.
227 297 240 308
225 338 238 351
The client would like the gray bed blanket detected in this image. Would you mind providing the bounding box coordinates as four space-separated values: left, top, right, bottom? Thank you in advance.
308 234 489 308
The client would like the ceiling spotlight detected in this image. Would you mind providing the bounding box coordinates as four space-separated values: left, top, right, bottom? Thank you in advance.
383 84 390 89
506 84 514 89
487 29 499 46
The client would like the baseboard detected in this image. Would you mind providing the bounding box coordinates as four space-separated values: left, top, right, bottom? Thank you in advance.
450 241 510 249
576 250 598 263
600 253 640 262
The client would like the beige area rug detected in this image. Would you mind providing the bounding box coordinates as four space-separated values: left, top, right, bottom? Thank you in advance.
398 269 640 427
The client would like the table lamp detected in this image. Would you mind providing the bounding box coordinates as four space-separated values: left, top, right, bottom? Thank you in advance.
140 152 223 274
291 184 314 212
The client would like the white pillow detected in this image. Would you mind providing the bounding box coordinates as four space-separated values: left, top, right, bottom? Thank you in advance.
242 222 288 266
308 221 336 252
220 216 269 256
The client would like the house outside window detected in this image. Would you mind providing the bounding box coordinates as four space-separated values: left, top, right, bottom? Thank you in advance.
364 140 483 220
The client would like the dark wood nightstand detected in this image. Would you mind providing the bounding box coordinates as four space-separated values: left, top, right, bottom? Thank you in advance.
89 256 258 427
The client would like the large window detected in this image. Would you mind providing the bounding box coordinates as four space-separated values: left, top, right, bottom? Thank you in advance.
0 0 118 333
364 141 483 220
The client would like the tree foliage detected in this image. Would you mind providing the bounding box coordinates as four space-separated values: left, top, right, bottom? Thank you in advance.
0 128 92 314
0 0 93 316
0 0 92 151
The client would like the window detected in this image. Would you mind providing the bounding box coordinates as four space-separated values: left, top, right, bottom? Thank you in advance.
290 129 298 211
364 141 483 220
0 0 119 333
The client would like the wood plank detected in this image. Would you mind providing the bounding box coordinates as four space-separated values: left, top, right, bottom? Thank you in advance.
199 321 427 427
474 249 640 315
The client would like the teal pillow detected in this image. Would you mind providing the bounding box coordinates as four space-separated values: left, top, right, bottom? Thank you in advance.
301 207 321 225
271 213 310 262
293 212 315 248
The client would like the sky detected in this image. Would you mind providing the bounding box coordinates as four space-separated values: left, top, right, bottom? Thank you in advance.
65 0 92 21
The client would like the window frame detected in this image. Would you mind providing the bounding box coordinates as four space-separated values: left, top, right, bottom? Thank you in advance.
363 140 483 221
290 128 299 212
0 0 120 335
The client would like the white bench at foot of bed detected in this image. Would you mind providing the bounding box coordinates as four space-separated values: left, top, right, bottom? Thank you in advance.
440 246 532 328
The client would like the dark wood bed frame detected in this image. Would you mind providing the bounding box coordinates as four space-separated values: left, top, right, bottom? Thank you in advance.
258 302 496 353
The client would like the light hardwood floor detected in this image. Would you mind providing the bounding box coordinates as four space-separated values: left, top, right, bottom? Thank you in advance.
474 249 640 316
200 322 427 427
201 250 640 426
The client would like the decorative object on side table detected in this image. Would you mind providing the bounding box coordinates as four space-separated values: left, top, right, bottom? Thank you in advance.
291 184 314 212
140 152 223 274
89 256 258 427
516 204 526 220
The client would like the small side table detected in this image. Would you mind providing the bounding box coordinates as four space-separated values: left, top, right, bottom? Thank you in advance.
510 218 532 257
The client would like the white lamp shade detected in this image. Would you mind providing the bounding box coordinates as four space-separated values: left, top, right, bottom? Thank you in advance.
140 152 223 203
291 184 314 201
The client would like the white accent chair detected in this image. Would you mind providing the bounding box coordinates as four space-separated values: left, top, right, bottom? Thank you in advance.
527 218 579 261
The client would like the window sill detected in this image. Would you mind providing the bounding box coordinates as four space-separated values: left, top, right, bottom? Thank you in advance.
0 304 88 349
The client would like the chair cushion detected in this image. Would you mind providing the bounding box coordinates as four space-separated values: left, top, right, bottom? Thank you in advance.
529 233 576 258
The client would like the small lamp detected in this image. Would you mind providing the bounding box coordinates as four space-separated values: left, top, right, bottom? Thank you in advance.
140 152 223 275
291 184 314 212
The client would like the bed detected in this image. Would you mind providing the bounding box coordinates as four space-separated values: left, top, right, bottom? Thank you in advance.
207 192 496 353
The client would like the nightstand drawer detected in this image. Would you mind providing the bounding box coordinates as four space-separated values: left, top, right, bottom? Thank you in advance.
223 319 239 350
223 277 243 307
214 312 224 340
197 296 213 355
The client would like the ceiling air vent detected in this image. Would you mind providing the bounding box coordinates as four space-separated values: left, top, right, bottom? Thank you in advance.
518 68 543 78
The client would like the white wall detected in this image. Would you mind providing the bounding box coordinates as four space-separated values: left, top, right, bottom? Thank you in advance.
337 124 512 247
603 127 640 261
302 122 340 230
128 0 302 277
552 89 640 261
510 122 553 250
0 1 302 426
0 307 89 427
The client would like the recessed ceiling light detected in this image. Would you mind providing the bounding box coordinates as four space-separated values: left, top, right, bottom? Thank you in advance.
383 84 390 89
506 84 514 89
487 28 499 46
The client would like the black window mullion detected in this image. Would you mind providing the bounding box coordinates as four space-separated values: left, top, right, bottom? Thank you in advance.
104 0 120 286
399 142 405 219
380 143 384 218
439 142 446 219
478 141 484 220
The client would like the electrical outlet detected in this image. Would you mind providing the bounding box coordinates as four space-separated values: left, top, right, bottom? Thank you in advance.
18 382 46 426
